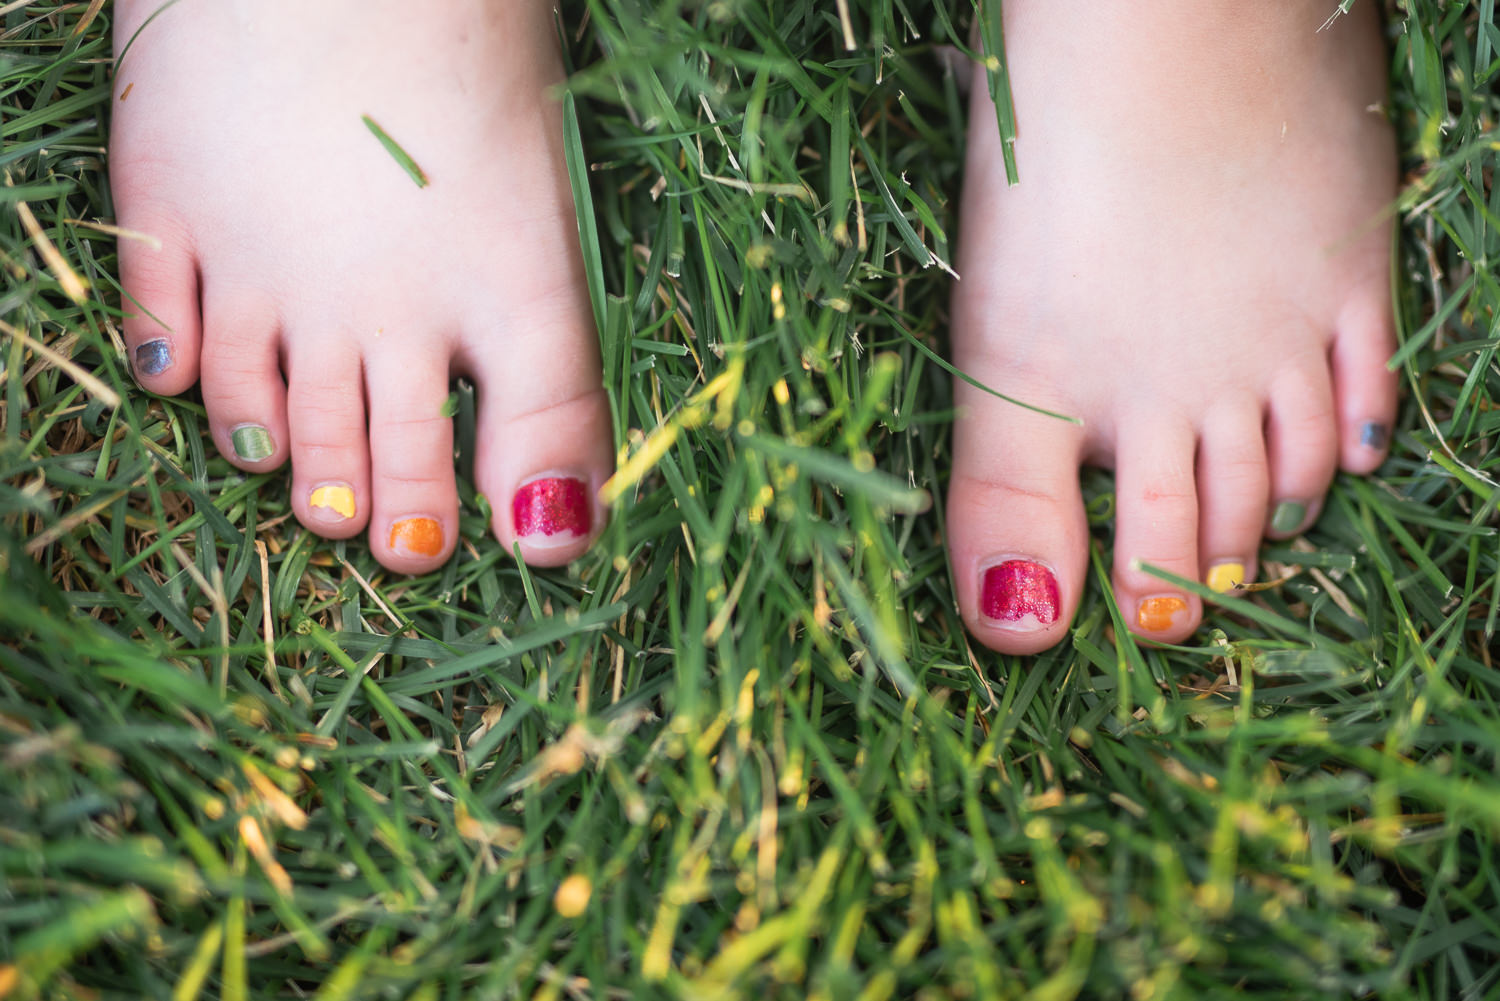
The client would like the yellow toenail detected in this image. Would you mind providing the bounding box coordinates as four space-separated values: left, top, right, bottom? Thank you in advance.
1206 562 1245 594
310 484 356 520
1137 595 1188 633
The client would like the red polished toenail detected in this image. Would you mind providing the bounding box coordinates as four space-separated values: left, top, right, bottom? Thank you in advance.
981 560 1060 626
513 476 591 538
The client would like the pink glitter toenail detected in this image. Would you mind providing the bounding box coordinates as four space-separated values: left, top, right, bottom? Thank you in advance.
981 560 1061 627
513 476 591 539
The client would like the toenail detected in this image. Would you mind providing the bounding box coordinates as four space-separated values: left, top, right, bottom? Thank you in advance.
1359 422 1389 450
1206 562 1245 594
513 476 592 540
389 516 444 558
309 483 356 520
1270 500 1307 535
133 339 172 377
980 559 1061 628
230 424 275 462
1136 595 1189 633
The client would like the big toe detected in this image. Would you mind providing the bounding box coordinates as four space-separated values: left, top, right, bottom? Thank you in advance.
468 296 612 568
949 393 1088 656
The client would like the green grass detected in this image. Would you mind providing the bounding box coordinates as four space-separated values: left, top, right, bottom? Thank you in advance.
2 1 1499 998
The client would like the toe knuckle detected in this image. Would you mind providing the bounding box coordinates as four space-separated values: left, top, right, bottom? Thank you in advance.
954 473 1066 507
1210 452 1267 486
1135 480 1196 513
291 395 360 428
379 471 450 491
376 413 453 441
294 440 354 464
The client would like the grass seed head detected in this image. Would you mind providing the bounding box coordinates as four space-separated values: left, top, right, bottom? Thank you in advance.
554 874 592 918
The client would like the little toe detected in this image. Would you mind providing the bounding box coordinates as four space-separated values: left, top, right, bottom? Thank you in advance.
1332 295 1398 475
199 292 288 473
1112 419 1202 644
364 351 459 573
948 400 1088 655
1195 405 1268 594
285 342 370 539
1265 362 1340 539
116 213 201 395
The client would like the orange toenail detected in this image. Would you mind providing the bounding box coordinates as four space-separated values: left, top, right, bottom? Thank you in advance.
309 484 356 520
389 517 443 557
1137 595 1188 633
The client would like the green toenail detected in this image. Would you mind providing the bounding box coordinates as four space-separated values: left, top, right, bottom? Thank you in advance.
231 424 274 462
1271 500 1306 535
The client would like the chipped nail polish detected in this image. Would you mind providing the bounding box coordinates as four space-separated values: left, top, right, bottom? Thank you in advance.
980 559 1060 628
1137 595 1188 632
230 424 274 462
513 476 591 539
134 339 172 377
309 484 356 520
1270 500 1307 535
1359 422 1389 450
389 516 443 557
1206 562 1245 594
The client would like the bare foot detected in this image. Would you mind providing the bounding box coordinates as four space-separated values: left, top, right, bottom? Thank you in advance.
949 2 1397 653
111 0 611 572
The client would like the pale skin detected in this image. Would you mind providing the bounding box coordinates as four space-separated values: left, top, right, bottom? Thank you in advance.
949 1 1397 653
111 1 1397 652
112 0 612 572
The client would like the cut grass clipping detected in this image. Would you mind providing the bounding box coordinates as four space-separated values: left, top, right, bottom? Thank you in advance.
3 2 1499 999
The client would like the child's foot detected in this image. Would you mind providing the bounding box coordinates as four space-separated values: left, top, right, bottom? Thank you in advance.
949 3 1396 653
111 1 611 572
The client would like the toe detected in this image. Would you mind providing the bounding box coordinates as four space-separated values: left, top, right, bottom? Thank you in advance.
285 339 370 539
199 291 287 472
116 212 201 395
1112 418 1201 644
1331 294 1398 474
467 304 613 568
364 349 459 573
477 388 613 568
949 399 1087 655
1195 403 1268 594
1264 361 1339 539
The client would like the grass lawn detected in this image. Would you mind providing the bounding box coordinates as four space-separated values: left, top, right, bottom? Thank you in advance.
3 1 1499 998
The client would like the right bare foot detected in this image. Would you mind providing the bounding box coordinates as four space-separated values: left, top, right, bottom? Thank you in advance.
948 2 1398 654
111 0 612 572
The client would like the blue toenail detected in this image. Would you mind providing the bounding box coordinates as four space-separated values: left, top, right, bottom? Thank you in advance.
1359 422 1388 450
134 339 172 377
